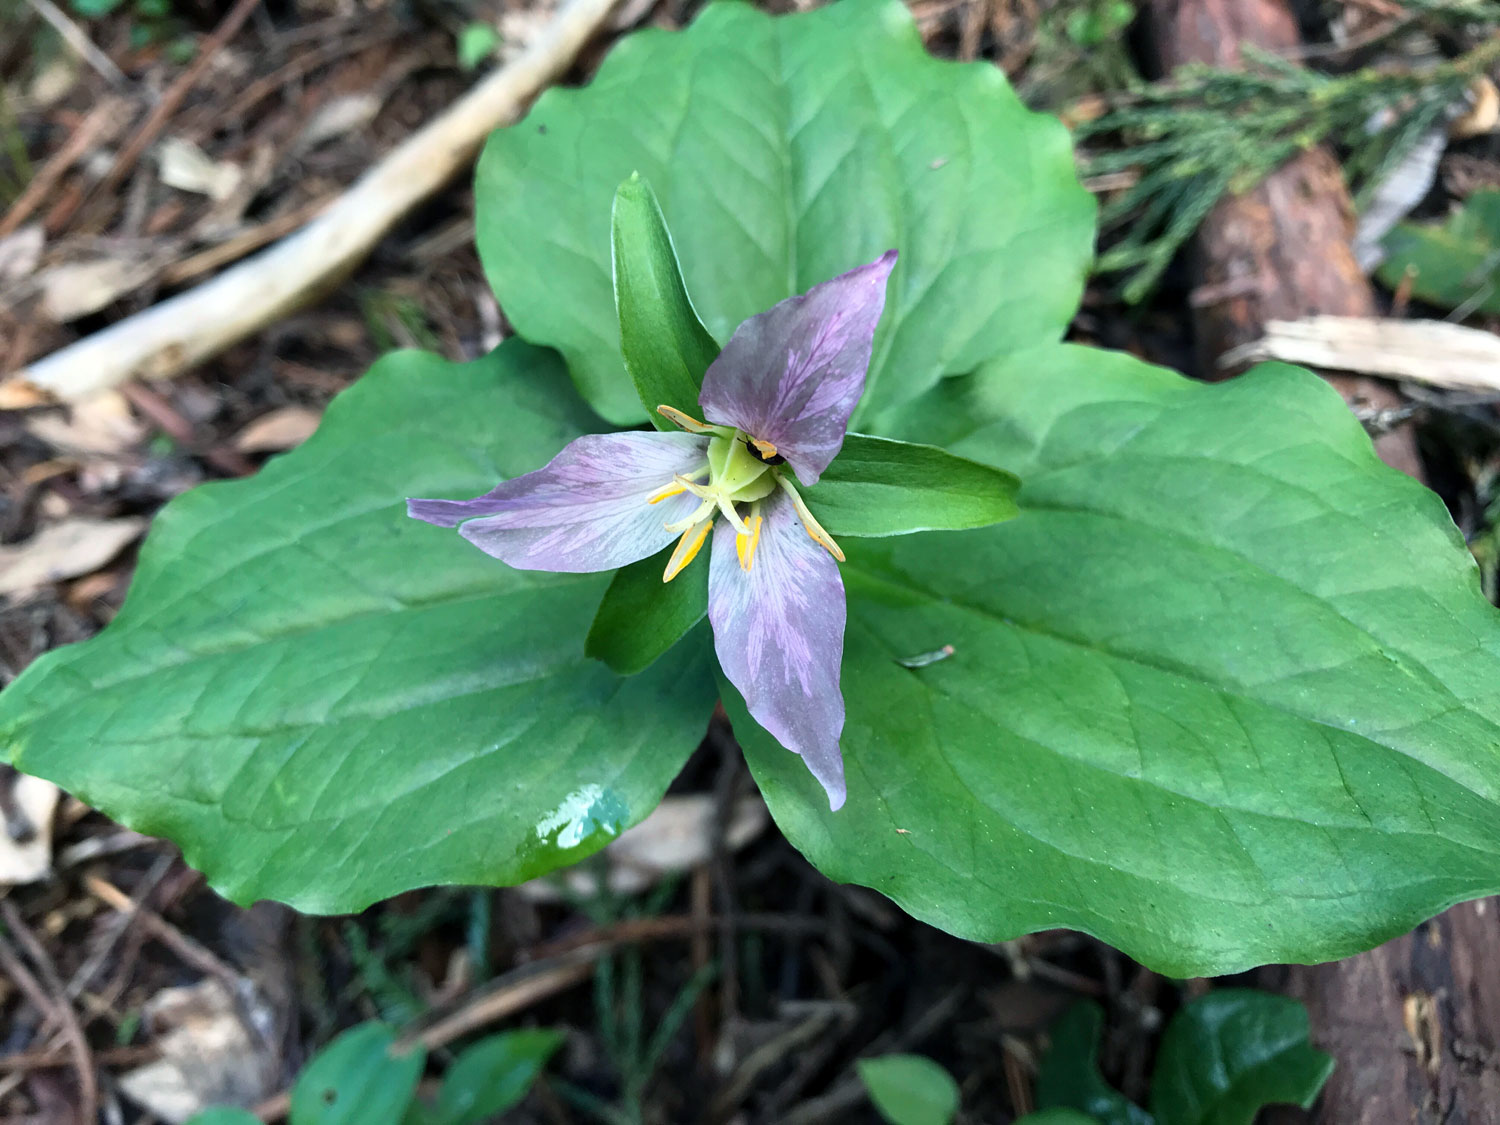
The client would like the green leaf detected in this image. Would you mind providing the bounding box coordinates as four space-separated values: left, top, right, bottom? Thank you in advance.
1016 1113 1106 1125
476 0 1093 425
0 343 716 911
1150 991 1332 1125
291 1023 424 1125
857 1054 960 1125
587 547 707 675
186 1112 263 1125
456 22 501 71
804 434 1018 538
611 174 721 429
1377 189 1500 315
1035 1003 1155 1125
732 343 1500 975
433 1028 565 1125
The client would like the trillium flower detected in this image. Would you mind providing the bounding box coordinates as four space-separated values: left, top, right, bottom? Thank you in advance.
408 250 897 810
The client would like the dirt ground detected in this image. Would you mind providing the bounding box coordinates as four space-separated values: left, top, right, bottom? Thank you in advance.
3 0 1500 1121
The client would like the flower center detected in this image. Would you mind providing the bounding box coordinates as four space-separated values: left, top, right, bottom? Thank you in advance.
649 404 843 581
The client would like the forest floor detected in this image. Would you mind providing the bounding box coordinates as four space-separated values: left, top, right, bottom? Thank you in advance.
2 0 1500 1121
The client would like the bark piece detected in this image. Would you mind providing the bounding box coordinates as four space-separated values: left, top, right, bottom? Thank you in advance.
1261 901 1500 1124
1149 0 1422 479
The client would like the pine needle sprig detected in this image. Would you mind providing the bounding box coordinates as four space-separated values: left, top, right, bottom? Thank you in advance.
1080 35 1500 303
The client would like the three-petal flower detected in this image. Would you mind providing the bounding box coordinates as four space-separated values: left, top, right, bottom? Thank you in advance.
408 250 897 809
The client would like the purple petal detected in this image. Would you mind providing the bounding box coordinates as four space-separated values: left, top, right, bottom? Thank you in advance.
708 488 847 808
698 250 896 486
407 431 710 572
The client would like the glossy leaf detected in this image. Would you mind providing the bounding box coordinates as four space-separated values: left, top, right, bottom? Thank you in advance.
433 1028 565 1125
1035 1003 1154 1125
290 1023 424 1125
0 343 716 911
803 434 1018 538
857 1054 960 1125
732 344 1500 975
476 0 1094 425
1150 991 1332 1125
612 174 722 429
185 1112 263 1125
1014 1112 1104 1125
587 546 708 675
1377 188 1500 315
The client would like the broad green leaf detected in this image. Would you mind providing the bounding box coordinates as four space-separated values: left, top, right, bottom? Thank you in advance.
186 1112 263 1125
1035 1003 1154 1125
433 1028 565 1125
476 0 1093 426
732 344 1500 975
1377 189 1500 315
804 434 1018 538
1150 991 1331 1125
612 174 721 429
587 547 707 675
0 343 716 911
857 1054 960 1125
291 1023 424 1125
1015 1113 1105 1125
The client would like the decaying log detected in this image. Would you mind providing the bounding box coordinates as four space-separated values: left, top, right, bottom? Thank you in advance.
0 0 619 405
1150 2 1500 1121
1148 0 1422 479
1261 902 1500 1124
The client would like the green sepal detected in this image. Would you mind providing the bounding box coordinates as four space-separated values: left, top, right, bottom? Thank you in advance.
587 546 709 675
611 173 722 429
804 434 1019 538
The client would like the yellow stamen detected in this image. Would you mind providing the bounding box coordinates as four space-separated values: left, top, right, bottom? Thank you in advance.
751 437 778 460
777 475 844 563
736 515 763 571
714 494 752 537
663 520 713 582
658 405 714 433
647 481 686 505
663 496 716 534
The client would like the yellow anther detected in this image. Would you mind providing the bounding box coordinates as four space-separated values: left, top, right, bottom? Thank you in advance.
658 404 715 433
777 475 844 563
736 515 763 572
663 519 713 582
647 481 686 505
751 437 778 460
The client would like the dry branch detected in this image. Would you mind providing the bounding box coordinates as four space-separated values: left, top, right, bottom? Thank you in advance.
1 0 620 405
1223 316 1500 393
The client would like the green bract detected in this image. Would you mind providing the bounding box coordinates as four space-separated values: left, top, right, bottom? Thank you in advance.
3 0 1499 976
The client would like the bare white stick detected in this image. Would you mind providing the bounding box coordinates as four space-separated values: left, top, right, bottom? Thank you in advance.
5 0 618 403
1221 315 1500 394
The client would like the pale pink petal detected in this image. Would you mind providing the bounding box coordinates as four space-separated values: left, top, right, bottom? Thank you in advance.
708 488 847 808
407 431 710 572
698 250 896 486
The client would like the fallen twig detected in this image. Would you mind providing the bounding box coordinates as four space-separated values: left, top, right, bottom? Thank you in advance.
2 0 621 405
20 0 128 90
1222 315 1500 393
0 899 98 1124
89 0 266 211
0 100 125 240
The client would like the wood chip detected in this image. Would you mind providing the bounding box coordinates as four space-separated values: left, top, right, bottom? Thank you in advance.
155 137 244 202
25 389 146 456
0 775 61 886
39 258 160 323
0 517 147 597
231 405 323 453
1222 316 1500 394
